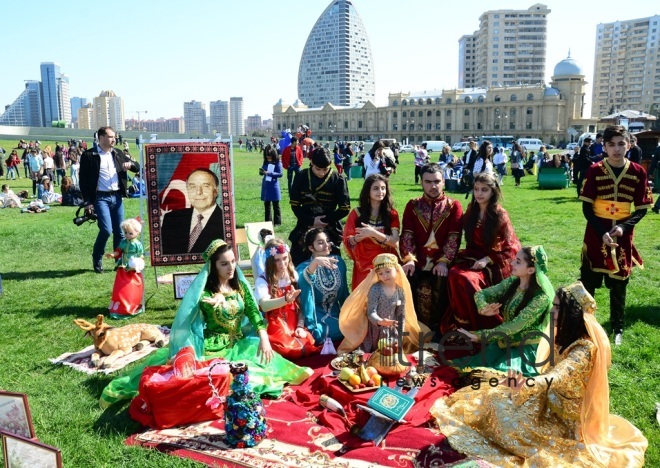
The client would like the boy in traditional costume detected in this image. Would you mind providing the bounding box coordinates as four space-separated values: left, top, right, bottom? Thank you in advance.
579 125 653 346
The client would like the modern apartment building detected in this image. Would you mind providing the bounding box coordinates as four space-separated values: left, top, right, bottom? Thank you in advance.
458 35 477 88
0 81 43 127
92 90 125 131
229 97 244 136
0 62 73 127
298 0 375 107
40 62 61 125
57 74 71 125
124 117 185 133
70 97 87 123
184 100 207 135
246 115 262 133
210 100 230 135
592 15 660 117
459 4 550 89
77 104 94 130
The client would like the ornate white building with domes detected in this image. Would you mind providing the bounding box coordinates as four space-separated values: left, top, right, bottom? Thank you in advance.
274 55 597 146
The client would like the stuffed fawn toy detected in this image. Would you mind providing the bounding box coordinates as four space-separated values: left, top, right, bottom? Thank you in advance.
74 315 165 368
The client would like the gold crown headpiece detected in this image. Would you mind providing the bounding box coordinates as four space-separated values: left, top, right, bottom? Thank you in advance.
202 239 227 262
372 253 398 271
564 281 597 315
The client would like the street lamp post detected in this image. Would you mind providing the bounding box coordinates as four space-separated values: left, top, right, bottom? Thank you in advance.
133 110 148 131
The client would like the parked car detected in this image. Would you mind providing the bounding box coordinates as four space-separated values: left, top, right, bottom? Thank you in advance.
566 142 579 152
452 142 471 152
399 144 415 153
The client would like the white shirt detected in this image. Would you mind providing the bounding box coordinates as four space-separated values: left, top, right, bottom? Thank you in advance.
189 204 217 235
254 271 298 303
363 153 381 178
473 158 493 174
493 151 506 166
97 147 119 192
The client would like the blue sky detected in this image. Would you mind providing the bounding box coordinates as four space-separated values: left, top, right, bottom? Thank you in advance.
1 1 657 122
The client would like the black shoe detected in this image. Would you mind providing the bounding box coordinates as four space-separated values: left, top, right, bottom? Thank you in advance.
652 207 659 214
94 266 104 274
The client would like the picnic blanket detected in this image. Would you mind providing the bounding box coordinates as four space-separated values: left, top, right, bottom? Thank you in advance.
125 353 488 467
50 326 170 375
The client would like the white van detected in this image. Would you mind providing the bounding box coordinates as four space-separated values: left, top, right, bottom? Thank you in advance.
577 133 597 148
421 140 448 153
517 138 544 152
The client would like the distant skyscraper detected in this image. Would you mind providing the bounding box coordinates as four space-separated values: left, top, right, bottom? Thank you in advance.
40 62 60 125
458 35 477 88
298 0 375 107
0 81 43 127
57 74 71 124
592 15 660 117
93 90 125 131
70 97 87 123
229 97 244 135
184 100 208 134
210 100 230 135
461 4 550 88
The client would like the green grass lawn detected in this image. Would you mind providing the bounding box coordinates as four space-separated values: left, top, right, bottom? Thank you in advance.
0 138 658 466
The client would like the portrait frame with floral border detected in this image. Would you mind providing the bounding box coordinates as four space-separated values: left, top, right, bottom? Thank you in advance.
144 142 235 266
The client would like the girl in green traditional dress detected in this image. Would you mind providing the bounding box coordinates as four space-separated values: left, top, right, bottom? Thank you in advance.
100 239 312 408
452 245 554 377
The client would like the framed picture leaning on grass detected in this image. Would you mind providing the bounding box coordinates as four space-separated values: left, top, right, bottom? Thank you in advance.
1 431 62 468
0 392 35 439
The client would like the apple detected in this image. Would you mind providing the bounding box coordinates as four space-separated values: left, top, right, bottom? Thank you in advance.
381 347 393 357
365 366 378 378
339 367 355 382
358 383 366 389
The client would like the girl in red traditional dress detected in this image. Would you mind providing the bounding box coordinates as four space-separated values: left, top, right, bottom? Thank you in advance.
441 173 521 333
343 174 400 290
254 238 320 359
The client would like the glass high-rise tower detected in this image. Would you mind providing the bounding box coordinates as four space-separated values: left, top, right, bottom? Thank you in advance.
298 0 375 108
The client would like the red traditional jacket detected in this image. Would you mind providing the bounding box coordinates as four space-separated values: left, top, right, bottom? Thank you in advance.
579 159 653 279
400 194 463 271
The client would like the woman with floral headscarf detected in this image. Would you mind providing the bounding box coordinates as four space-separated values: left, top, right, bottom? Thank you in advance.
100 239 312 408
451 245 554 377
430 281 648 467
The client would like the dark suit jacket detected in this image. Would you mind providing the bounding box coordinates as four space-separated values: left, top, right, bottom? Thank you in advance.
161 205 225 254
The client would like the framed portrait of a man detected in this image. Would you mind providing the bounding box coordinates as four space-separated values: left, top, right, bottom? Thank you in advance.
145 142 235 266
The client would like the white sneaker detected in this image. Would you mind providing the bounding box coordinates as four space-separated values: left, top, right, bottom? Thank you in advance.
614 333 623 346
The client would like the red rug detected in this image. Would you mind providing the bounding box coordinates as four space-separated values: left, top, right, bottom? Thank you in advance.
126 354 485 467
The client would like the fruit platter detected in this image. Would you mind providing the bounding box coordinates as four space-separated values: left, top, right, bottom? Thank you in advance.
337 364 383 393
